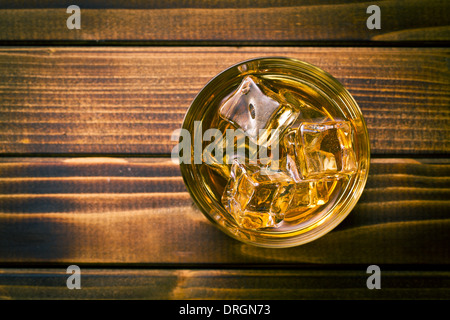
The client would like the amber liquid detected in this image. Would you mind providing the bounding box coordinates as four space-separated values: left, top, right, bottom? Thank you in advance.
197 74 357 231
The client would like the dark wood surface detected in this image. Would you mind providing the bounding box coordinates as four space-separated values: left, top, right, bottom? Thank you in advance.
0 0 449 42
0 268 448 300
1 47 448 155
0 158 449 266
0 1 449 300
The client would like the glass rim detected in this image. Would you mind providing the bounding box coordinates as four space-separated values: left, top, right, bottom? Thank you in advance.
179 56 370 248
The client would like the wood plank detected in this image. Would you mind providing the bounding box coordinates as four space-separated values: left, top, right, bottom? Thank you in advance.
0 0 431 10
0 47 449 155
0 157 448 265
0 1 449 42
0 268 448 300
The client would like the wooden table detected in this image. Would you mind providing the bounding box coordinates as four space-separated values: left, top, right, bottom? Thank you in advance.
0 1 449 300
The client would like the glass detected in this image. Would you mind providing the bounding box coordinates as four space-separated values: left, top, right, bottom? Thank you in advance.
178 57 370 248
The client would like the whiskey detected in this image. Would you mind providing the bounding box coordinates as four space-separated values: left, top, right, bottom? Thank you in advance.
179 57 370 247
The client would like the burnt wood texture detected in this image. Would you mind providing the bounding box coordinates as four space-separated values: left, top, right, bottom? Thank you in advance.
0 0 449 300
0 0 449 43
0 47 448 156
0 158 449 266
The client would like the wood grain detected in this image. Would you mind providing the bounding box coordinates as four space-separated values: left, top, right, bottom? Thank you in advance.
0 0 449 42
0 0 424 9
0 47 448 155
1 0 448 301
0 268 448 300
0 157 448 265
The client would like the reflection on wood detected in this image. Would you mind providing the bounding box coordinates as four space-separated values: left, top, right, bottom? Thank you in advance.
0 47 449 155
0 158 448 265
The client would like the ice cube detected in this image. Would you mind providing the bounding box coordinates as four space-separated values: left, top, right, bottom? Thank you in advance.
203 126 264 178
288 121 356 179
289 180 317 208
219 75 299 148
282 90 330 123
286 178 332 212
221 160 295 230
315 179 333 205
277 129 302 182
